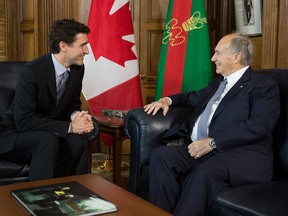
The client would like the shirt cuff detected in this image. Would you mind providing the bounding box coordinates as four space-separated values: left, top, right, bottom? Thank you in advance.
164 97 172 105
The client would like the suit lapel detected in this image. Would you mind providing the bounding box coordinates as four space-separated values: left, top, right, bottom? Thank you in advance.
44 54 57 104
212 68 252 119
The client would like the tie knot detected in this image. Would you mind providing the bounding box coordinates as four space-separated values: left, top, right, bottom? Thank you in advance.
61 70 69 78
218 79 227 92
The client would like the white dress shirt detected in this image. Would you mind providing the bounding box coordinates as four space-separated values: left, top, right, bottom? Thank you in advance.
190 66 249 141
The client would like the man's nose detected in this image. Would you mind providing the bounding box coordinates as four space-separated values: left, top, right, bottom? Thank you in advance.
211 54 216 61
83 45 89 54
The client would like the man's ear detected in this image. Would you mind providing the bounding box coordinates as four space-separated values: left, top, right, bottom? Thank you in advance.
59 41 67 52
233 52 243 64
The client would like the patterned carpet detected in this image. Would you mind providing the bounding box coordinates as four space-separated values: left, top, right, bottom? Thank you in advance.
91 153 130 190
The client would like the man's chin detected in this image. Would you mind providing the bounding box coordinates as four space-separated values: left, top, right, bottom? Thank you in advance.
75 60 84 66
215 68 221 74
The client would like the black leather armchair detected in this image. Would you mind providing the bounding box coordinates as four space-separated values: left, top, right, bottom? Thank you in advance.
0 61 29 185
125 69 288 216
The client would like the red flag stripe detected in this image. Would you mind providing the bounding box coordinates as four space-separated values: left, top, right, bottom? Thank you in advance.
162 0 193 96
87 76 142 115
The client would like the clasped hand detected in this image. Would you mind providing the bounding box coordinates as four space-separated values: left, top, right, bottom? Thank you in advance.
71 111 94 134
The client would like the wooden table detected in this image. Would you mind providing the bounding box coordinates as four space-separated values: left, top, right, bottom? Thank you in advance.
92 115 126 185
0 174 171 216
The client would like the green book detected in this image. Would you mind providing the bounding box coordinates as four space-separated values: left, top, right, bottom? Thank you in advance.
11 181 117 216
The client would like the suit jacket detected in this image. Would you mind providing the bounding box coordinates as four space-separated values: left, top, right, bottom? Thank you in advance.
0 53 84 154
164 67 281 186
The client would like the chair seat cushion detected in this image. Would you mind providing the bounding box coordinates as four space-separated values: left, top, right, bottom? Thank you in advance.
211 180 288 216
0 159 29 178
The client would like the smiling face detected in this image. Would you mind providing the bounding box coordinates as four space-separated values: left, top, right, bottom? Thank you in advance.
211 34 242 77
60 33 89 67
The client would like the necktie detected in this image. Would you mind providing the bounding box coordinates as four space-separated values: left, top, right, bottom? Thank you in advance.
56 70 69 104
197 79 227 140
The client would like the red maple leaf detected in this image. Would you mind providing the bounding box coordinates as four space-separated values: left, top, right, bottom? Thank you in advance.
88 0 136 67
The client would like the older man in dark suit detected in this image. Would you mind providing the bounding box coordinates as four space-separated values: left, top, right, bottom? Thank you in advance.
144 33 280 216
0 19 95 181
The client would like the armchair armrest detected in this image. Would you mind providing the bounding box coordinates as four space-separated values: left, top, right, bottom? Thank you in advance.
124 106 193 196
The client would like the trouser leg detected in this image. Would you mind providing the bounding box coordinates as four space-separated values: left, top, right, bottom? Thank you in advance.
173 156 229 216
75 138 89 174
54 133 88 177
1 131 60 181
149 145 200 213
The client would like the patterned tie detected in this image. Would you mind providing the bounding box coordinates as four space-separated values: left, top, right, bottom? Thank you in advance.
197 79 227 140
56 70 69 104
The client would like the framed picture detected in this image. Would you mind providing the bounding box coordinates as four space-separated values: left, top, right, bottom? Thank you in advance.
234 0 262 36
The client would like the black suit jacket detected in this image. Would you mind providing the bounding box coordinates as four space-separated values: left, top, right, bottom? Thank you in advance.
0 53 84 154
164 67 281 185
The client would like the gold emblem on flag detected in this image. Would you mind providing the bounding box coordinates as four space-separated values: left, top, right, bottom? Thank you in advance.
162 11 207 46
182 11 207 32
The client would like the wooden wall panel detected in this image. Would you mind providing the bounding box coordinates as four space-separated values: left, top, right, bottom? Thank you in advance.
250 37 262 70
139 0 168 104
277 0 288 68
18 0 80 61
261 0 288 68
150 0 169 21
207 0 235 54
1 0 21 60
0 1 6 61
39 0 80 56
37 0 80 56
261 0 279 68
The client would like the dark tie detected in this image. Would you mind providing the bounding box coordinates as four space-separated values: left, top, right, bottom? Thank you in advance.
56 70 69 104
197 79 227 140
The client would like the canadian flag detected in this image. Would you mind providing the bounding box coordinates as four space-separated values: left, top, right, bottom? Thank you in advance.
82 0 143 117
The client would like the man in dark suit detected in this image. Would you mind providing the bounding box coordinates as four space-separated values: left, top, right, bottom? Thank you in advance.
144 33 280 215
0 19 95 181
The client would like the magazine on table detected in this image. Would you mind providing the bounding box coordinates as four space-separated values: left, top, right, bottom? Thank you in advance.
11 181 117 216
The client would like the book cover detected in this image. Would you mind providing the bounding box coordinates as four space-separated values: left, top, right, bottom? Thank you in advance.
11 181 117 216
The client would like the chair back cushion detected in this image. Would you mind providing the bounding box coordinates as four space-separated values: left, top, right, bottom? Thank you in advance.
0 61 27 116
256 69 288 178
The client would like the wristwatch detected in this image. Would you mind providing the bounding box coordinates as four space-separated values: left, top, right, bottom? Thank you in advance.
209 138 217 149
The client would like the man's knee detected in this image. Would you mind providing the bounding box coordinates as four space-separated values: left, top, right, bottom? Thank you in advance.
150 146 167 164
34 132 60 152
66 134 88 153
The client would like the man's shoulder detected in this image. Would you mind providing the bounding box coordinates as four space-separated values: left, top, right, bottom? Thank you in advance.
18 54 53 80
27 53 52 67
22 54 53 73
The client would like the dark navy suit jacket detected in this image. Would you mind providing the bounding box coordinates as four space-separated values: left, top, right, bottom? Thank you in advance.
163 67 280 186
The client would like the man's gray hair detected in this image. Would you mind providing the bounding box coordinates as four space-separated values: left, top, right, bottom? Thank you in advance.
229 33 254 66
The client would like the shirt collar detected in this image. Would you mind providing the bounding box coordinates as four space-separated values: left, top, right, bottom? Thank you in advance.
225 66 249 87
51 53 70 77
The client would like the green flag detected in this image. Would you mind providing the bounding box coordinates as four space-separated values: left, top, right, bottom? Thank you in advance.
155 0 213 100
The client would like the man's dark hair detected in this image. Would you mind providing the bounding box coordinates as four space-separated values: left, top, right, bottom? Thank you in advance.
49 19 90 54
